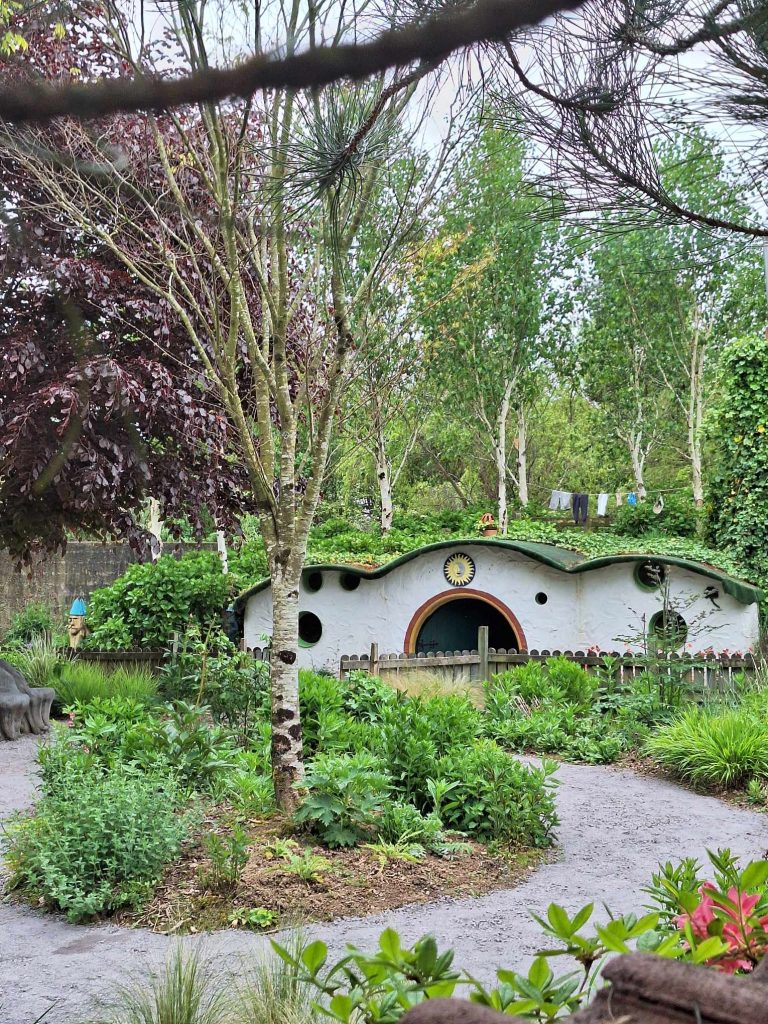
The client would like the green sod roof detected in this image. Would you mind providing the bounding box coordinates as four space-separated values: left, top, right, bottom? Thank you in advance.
235 538 763 609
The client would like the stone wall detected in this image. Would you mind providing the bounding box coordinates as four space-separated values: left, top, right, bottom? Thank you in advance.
0 542 216 633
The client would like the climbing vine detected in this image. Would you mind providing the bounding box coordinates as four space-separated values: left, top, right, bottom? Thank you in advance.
709 334 768 587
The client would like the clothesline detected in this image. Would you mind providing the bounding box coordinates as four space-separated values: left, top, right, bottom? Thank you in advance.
548 486 691 499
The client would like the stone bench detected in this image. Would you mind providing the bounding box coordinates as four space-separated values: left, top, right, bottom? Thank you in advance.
0 659 56 741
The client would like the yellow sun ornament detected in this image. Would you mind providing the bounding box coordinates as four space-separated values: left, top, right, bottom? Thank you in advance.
444 553 476 587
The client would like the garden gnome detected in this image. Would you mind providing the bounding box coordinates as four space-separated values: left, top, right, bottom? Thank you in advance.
68 598 88 649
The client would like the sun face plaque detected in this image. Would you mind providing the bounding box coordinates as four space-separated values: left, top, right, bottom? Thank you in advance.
443 552 475 587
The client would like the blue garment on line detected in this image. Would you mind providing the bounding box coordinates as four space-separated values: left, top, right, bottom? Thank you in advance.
627 492 638 507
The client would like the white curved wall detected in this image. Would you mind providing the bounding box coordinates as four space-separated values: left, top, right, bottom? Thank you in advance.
242 544 760 672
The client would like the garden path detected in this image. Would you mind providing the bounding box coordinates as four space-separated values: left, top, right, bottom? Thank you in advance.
1 736 766 1024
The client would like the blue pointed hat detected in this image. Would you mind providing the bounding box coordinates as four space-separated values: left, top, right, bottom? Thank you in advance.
69 598 87 616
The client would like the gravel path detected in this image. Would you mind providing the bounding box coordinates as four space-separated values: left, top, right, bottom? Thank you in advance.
1 736 767 1024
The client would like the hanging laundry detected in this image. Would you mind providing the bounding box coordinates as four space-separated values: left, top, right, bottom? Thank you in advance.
572 493 589 524
550 490 571 511
627 492 638 507
597 493 609 517
653 495 665 515
615 491 624 506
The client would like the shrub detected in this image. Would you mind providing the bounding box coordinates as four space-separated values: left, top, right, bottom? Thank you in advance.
375 801 444 849
299 672 346 756
613 493 699 539
435 741 559 846
293 751 391 848
645 707 768 788
55 661 159 708
341 671 397 723
380 700 439 808
3 603 57 646
83 553 231 650
487 658 596 709
120 701 239 793
3 760 188 921
160 626 269 739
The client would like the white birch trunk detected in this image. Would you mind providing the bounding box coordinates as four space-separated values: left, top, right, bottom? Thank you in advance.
516 405 529 507
375 439 394 533
689 331 706 508
216 530 229 574
148 498 163 561
495 382 513 534
629 436 647 499
269 562 304 811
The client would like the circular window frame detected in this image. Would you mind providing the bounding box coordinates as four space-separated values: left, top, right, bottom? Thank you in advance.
304 571 323 593
648 610 688 650
298 611 323 648
634 560 667 592
340 572 361 591
535 592 548 605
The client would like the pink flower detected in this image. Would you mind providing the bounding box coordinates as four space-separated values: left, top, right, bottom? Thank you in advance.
675 884 717 939
675 883 768 973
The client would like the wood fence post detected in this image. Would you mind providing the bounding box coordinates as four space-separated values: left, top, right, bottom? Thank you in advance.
478 626 489 682
370 642 380 677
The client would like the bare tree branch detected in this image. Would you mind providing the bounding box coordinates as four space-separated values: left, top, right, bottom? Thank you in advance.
0 0 584 123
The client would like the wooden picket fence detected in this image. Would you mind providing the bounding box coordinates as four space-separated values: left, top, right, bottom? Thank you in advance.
338 629 758 691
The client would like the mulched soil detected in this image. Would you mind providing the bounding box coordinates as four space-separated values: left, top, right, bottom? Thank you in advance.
121 811 548 934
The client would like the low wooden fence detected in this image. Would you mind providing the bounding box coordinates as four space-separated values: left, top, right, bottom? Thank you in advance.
71 649 167 673
339 629 758 690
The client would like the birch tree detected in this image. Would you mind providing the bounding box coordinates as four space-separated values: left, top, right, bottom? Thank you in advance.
1 0 466 806
413 124 559 531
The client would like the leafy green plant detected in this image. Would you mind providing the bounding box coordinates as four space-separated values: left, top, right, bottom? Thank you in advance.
121 701 239 793
375 800 444 850
2 602 57 647
293 752 390 848
435 742 558 846
645 706 768 788
281 851 331 883
83 553 231 650
159 625 269 740
198 825 250 892
229 906 279 930
3 760 188 921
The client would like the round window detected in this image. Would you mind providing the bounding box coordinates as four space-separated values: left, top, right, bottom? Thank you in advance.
648 610 687 650
634 560 667 591
340 573 361 591
535 592 548 605
298 611 323 647
305 571 323 593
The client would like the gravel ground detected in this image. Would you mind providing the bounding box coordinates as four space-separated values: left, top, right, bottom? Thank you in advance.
1 735 766 1024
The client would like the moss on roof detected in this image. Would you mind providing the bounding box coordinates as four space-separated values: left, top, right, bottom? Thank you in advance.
235 537 763 609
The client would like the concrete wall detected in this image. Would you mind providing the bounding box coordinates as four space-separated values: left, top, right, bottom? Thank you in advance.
0 542 216 633
243 543 760 673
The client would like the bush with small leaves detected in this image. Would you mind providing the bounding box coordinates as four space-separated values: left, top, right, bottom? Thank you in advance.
3 760 188 922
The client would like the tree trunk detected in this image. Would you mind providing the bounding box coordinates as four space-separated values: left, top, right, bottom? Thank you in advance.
626 433 647 499
516 405 529 507
689 330 706 508
148 498 163 561
495 381 513 534
375 439 394 533
269 565 305 811
216 529 229 574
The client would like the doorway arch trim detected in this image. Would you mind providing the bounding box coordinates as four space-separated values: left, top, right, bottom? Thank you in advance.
403 588 527 654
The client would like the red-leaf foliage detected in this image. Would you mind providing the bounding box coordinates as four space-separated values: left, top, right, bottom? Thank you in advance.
0 9 253 560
